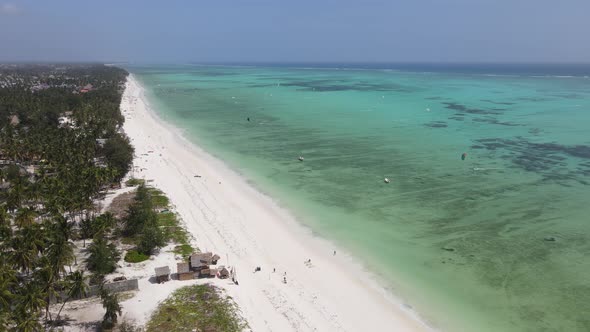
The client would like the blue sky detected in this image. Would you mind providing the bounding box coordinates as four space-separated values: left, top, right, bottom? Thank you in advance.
1 0 589 63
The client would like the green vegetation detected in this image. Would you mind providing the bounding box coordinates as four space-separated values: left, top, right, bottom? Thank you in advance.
123 184 194 260
86 236 121 276
148 187 170 208
124 249 150 263
125 178 145 187
100 287 122 329
148 188 193 258
146 284 247 332
0 64 131 329
0 64 201 330
103 134 134 182
123 184 165 255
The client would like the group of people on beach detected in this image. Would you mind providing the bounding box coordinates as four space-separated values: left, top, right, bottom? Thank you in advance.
249 249 337 285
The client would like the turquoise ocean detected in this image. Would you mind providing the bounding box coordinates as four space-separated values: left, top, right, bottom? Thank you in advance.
129 64 590 331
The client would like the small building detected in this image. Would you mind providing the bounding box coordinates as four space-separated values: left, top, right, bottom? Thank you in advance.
189 252 220 270
154 266 170 283
80 84 93 93
177 262 193 281
190 253 209 271
218 266 230 279
199 268 217 278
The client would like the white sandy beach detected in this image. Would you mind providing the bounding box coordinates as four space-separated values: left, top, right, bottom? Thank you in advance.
116 75 432 332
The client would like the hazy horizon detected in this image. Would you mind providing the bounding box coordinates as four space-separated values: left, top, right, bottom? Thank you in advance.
1 1 590 63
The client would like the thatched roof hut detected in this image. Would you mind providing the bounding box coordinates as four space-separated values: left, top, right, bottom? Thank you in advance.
155 266 170 276
177 262 193 281
177 262 190 274
154 266 170 283
190 252 220 269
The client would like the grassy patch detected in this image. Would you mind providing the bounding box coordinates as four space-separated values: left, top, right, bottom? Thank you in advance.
173 244 193 258
150 189 194 258
125 178 145 186
148 188 170 208
146 284 247 332
124 249 149 263
158 212 193 258
120 236 137 245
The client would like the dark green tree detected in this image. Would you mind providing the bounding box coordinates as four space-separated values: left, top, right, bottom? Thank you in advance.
100 288 122 329
85 236 120 275
102 133 134 182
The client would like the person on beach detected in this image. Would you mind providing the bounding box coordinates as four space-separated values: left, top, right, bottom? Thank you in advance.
334 250 336 256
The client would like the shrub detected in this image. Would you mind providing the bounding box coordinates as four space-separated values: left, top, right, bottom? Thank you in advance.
125 178 144 187
124 250 149 263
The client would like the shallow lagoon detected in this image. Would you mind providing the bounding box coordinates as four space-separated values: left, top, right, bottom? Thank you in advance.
131 64 590 331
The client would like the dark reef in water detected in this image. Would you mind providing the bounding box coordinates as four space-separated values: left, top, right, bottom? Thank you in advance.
528 128 543 135
196 71 238 76
473 137 590 185
481 99 516 105
425 121 448 128
472 117 522 127
443 102 502 115
280 79 416 92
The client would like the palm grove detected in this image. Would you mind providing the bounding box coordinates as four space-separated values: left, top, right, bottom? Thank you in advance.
0 65 164 330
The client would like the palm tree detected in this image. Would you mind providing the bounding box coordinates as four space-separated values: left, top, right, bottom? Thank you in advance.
46 235 75 277
14 207 38 228
47 216 76 275
9 240 37 274
32 257 58 323
55 271 88 321
0 256 16 309
100 288 122 329
14 314 42 332
14 282 46 320
10 225 44 274
85 235 120 275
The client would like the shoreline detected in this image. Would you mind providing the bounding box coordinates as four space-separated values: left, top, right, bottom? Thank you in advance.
121 74 434 331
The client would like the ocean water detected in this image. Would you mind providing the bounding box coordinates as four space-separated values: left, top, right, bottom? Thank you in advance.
129 64 590 332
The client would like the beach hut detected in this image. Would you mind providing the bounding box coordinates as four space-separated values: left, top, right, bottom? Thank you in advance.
190 252 220 269
177 262 193 281
154 266 170 283
198 268 218 278
190 253 209 270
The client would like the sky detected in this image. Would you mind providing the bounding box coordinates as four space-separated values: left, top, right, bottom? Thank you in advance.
1 0 589 63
